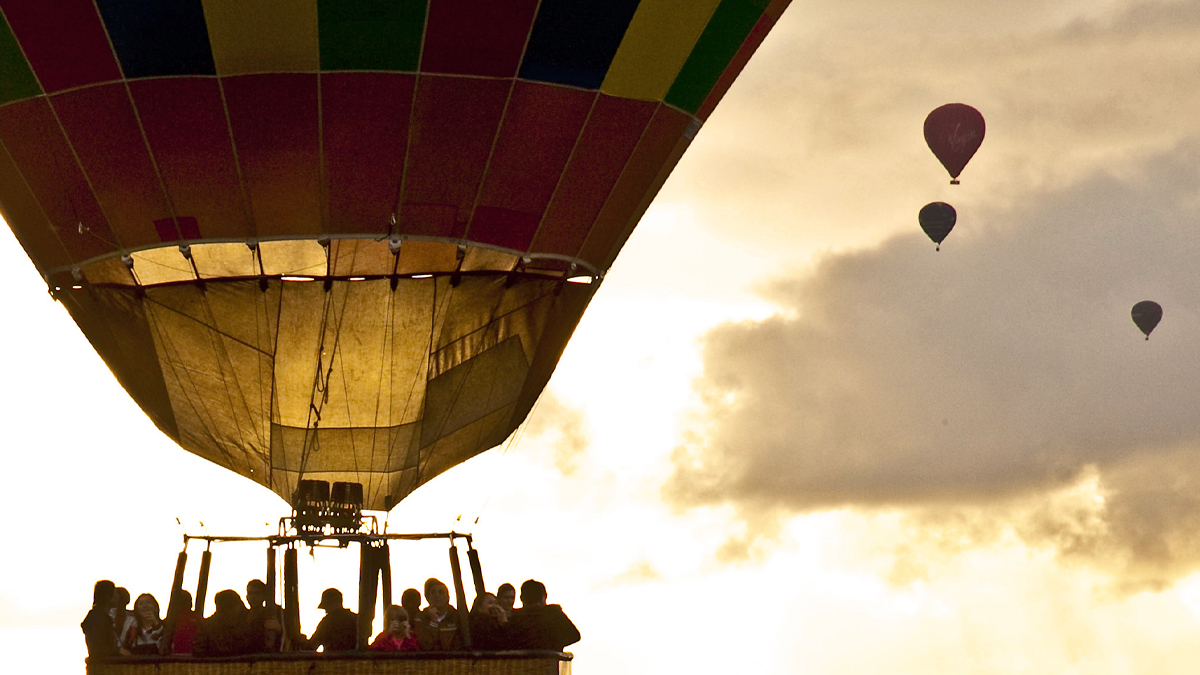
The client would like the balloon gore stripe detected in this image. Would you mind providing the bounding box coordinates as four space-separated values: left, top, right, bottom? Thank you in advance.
422 0 539 78
96 0 216 78
519 0 642 89
0 11 39 103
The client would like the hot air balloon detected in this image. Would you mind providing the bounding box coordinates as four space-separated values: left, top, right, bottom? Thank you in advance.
924 103 985 184
1131 301 1163 340
918 202 956 250
2 3 800 668
0 2 793 512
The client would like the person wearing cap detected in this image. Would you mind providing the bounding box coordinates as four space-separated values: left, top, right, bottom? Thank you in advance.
299 588 357 652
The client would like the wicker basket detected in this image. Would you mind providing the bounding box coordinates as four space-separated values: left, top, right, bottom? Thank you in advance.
87 652 571 675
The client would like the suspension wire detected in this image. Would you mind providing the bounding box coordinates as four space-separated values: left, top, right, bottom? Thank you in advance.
405 275 456 499
296 287 336 478
259 262 278 488
330 276 365 482
366 261 395 510
197 282 265 470
143 293 233 467
374 278 410 512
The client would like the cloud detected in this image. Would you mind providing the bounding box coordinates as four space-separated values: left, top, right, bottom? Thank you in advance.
594 559 665 589
661 0 1200 260
521 391 591 476
665 143 1200 586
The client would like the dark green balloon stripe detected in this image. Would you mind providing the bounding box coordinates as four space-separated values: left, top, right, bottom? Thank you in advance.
665 0 770 114
318 0 426 72
0 11 41 104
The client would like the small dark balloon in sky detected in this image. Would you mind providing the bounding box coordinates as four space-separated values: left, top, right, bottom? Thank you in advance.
1131 301 1162 340
919 202 957 250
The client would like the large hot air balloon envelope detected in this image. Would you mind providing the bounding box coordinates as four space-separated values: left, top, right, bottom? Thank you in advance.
1131 301 1162 340
924 103 985 184
918 202 956 250
0 0 792 509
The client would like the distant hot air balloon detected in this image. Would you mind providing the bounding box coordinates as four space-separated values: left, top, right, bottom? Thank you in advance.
918 202 956 250
924 103 985 184
0 1 793 510
1131 301 1163 340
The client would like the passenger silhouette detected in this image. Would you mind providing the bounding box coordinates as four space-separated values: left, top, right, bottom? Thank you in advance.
130 593 166 655
299 588 357 652
81 580 121 657
470 592 511 650
416 578 461 650
193 589 251 657
508 580 579 652
369 605 419 651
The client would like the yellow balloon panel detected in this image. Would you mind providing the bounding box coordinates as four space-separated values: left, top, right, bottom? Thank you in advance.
201 0 320 75
601 0 725 102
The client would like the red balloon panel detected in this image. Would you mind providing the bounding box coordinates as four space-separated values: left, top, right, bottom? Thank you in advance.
322 72 416 236
530 94 657 258
467 81 595 251
422 0 539 78
0 0 120 93
579 104 693 267
0 96 116 261
0 139 70 271
223 74 321 239
398 76 510 239
130 78 252 242
52 82 172 250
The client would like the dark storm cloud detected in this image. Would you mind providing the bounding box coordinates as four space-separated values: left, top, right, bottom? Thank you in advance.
666 145 1200 583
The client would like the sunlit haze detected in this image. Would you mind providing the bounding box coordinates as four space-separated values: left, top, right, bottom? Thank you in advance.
6 2 1200 673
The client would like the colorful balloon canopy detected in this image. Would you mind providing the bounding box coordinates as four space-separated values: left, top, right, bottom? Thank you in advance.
1131 301 1163 340
924 103 985 184
918 202 956 250
0 0 791 510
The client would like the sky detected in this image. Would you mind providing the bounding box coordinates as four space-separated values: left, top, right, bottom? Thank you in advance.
5 0 1200 673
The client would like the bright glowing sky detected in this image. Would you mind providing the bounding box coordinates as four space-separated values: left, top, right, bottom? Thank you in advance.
6 1 1200 673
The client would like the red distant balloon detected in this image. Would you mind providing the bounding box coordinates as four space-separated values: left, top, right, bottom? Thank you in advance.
924 104 985 184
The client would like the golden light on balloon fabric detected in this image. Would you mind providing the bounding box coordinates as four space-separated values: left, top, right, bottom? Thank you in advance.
0 0 792 509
